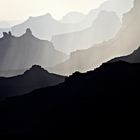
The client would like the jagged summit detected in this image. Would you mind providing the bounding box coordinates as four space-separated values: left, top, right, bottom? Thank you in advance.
2 31 13 38
31 65 43 69
1 28 34 40
24 65 48 74
21 28 33 37
25 28 32 35
0 26 68 71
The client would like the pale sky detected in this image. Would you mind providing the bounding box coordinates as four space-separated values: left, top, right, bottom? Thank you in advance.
0 0 107 21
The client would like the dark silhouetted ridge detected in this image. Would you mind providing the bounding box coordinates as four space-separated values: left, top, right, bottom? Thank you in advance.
3 32 12 38
110 46 140 63
0 65 65 100
24 65 48 74
0 61 139 138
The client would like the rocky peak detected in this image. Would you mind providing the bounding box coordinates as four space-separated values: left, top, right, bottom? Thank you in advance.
3 31 13 38
25 28 32 35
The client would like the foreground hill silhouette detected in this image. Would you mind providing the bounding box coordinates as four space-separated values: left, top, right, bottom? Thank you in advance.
0 29 68 75
0 65 65 100
0 61 140 138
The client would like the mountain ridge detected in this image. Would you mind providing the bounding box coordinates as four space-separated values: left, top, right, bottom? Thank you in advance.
109 46 140 63
0 64 65 100
0 0 133 41
0 61 139 138
0 28 68 75
52 11 121 54
48 0 140 75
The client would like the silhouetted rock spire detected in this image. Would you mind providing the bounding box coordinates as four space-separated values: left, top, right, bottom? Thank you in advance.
2 31 13 38
8 31 12 36
25 28 32 35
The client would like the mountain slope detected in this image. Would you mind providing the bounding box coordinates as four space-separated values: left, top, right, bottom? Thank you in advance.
4 0 132 41
110 46 140 63
52 11 121 54
0 28 10 37
49 0 140 75
0 29 68 73
0 68 26 77
0 65 65 100
0 61 140 138
11 13 92 41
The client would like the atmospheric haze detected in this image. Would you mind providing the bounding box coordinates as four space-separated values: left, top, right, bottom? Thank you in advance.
0 0 107 21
